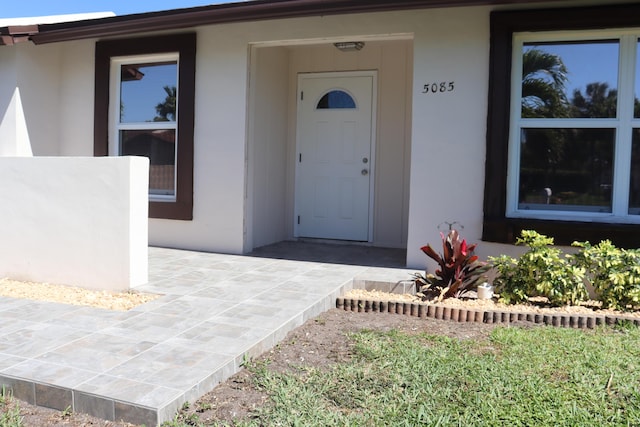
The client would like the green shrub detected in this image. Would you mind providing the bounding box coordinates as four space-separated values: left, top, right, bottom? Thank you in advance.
490 230 587 306
571 240 640 310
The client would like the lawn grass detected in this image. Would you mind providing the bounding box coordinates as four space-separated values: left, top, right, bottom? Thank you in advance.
0 387 23 427
225 325 640 427
4 324 637 427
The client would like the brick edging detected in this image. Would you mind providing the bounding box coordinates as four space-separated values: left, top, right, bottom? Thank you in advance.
335 297 640 329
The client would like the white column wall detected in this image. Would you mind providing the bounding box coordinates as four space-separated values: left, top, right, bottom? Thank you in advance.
0 90 31 156
248 46 290 249
0 48 16 118
59 40 97 156
15 43 63 156
0 47 31 156
0 42 72 157
405 7 491 268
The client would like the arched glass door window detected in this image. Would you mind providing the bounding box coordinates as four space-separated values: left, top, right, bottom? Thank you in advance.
316 90 356 109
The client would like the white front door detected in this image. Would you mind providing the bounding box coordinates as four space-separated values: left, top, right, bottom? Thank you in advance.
295 72 376 241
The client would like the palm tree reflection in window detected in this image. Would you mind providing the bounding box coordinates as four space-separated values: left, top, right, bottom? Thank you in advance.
518 45 617 211
521 48 569 119
154 86 176 122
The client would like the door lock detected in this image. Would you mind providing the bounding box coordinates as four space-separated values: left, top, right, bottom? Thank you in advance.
362 157 369 164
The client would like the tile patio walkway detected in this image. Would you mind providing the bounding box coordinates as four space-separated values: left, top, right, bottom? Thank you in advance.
0 243 413 426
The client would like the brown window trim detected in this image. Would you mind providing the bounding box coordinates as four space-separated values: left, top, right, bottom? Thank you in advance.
483 4 640 248
94 33 196 220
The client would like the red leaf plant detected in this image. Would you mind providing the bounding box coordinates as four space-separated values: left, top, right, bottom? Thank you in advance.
413 229 490 301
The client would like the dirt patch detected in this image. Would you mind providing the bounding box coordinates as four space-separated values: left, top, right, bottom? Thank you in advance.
1 399 140 427
174 309 512 425
0 278 159 311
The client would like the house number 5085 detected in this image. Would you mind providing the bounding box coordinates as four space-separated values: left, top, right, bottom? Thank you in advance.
422 82 455 94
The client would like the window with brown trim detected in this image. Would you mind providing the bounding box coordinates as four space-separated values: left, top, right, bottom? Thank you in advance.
95 33 196 220
484 4 640 248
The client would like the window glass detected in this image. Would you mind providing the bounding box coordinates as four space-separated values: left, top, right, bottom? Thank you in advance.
117 59 178 199
519 128 614 212
316 90 356 109
522 42 619 119
120 62 177 123
634 40 640 118
630 130 640 214
120 129 176 195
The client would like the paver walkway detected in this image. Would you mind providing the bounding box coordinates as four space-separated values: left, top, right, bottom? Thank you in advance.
0 244 412 426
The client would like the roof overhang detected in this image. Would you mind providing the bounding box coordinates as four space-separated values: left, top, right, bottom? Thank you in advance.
0 25 38 46
0 0 581 46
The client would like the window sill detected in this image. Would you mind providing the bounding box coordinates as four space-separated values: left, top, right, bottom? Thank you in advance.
506 210 640 225
149 200 192 220
482 217 640 248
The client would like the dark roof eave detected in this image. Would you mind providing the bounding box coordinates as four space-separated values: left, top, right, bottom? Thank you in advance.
27 0 553 45
0 24 39 46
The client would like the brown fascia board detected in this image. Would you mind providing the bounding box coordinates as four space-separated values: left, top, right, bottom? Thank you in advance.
8 24 39 35
0 35 14 46
27 0 562 45
0 24 39 46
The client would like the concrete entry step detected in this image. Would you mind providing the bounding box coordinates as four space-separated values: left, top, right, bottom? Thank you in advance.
249 240 406 268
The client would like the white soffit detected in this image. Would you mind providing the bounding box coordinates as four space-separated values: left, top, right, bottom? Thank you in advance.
251 33 414 48
0 12 115 27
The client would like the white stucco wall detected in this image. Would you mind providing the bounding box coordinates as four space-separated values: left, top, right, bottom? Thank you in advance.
0 5 528 265
0 47 31 156
0 41 83 157
405 7 492 268
147 24 252 253
58 40 98 157
0 157 149 291
0 43 64 156
248 46 289 249
17 43 63 156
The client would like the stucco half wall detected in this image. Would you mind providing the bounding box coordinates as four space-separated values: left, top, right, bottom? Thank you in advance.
0 156 149 291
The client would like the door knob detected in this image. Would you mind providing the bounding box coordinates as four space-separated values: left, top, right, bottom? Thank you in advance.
361 169 369 176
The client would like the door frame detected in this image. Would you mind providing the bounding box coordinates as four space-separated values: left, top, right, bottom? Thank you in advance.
293 70 378 242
